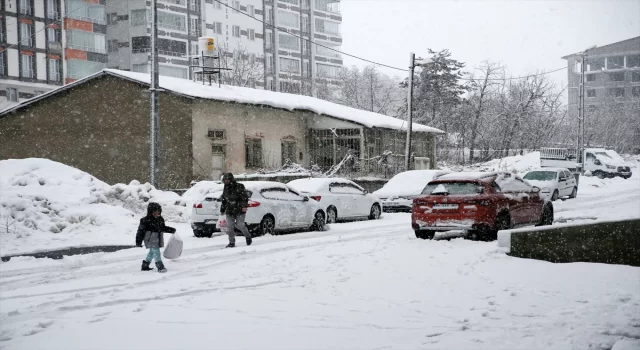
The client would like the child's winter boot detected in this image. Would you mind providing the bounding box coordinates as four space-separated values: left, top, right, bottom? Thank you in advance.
156 261 167 273
141 260 153 271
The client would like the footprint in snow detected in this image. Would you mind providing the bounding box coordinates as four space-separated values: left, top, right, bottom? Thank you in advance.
23 321 54 336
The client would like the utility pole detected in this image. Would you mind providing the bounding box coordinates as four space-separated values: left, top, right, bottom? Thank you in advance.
150 0 160 188
405 52 416 171
578 51 586 174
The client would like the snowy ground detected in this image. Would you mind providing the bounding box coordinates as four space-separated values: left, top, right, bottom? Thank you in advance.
1 159 639 349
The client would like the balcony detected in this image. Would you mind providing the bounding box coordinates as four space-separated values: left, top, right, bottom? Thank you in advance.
132 48 186 57
315 0 340 14
49 71 61 82
67 43 107 54
21 68 34 79
47 11 60 20
48 41 62 52
66 13 106 25
20 4 33 15
160 0 185 5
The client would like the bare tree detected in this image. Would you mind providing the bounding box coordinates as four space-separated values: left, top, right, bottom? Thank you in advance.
334 65 404 116
216 41 264 88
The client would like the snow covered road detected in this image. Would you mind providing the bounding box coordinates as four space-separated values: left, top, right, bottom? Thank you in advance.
2 209 640 349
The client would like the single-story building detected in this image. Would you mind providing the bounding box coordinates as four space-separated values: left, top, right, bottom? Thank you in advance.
0 69 444 189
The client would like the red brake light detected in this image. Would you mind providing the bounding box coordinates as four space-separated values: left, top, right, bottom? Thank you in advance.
248 200 261 207
310 196 321 201
193 203 203 208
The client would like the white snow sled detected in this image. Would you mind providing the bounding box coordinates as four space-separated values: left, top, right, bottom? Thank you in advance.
163 233 183 259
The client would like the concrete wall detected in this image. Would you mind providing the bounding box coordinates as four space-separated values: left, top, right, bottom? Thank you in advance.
0 76 193 189
506 219 640 267
191 100 307 179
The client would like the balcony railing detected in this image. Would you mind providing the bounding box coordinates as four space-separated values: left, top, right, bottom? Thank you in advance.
22 68 34 79
67 43 107 54
49 71 61 82
132 48 186 57
47 11 60 20
160 0 185 5
315 2 341 14
48 41 62 52
66 13 106 25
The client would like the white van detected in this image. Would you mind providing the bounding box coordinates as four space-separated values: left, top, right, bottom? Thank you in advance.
540 148 632 179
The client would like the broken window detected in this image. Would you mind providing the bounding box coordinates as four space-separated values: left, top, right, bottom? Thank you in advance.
586 73 596 82
281 141 297 165
627 54 640 68
587 89 596 98
632 86 640 98
607 72 625 82
608 87 625 98
587 57 605 72
632 71 640 82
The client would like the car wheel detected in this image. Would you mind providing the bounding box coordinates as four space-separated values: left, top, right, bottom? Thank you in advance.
415 230 435 240
489 213 511 241
569 187 577 199
622 175 631 180
326 206 337 224
537 203 554 226
311 211 326 231
193 229 204 238
551 190 559 201
594 171 606 179
368 204 381 220
259 215 276 236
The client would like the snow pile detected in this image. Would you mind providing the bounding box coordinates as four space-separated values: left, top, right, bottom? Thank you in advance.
88 181 187 223
0 159 186 256
470 151 541 174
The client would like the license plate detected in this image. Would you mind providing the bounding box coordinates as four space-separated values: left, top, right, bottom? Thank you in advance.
385 202 400 206
204 219 217 225
433 204 459 210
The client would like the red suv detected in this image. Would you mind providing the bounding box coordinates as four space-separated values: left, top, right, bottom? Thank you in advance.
411 172 553 241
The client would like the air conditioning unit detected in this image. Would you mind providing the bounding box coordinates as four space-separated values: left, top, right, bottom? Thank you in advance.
414 157 430 170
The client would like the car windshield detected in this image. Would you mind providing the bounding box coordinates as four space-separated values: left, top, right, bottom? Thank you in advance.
422 182 483 195
523 171 557 181
595 152 611 158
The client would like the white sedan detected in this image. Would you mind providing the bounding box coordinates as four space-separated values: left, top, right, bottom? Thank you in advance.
287 178 382 224
373 170 450 212
522 168 578 201
193 181 326 237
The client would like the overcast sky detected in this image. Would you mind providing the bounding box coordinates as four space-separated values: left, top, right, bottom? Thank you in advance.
340 0 640 88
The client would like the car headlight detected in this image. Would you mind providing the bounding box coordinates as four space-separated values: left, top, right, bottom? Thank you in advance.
541 188 551 193
606 164 616 169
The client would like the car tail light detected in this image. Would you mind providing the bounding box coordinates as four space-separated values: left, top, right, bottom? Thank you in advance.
193 203 203 208
310 196 321 201
248 200 261 207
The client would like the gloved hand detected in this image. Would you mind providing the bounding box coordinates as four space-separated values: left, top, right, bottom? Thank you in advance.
241 207 247 213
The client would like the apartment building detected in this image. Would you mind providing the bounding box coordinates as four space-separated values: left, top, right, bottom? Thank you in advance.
562 36 640 150
106 0 202 80
0 0 107 107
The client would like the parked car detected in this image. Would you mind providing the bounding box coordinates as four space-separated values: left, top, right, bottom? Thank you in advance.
412 172 553 241
373 170 451 212
287 178 382 223
522 168 577 201
191 181 326 237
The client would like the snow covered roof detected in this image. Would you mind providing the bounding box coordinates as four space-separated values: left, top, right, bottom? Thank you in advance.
436 172 500 181
287 177 355 193
0 69 444 134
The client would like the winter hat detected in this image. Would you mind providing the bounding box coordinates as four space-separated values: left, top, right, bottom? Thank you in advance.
147 202 162 216
222 173 235 182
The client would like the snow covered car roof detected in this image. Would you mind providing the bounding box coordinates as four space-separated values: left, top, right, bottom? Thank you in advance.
0 70 444 135
287 178 357 193
373 170 451 197
203 181 291 200
525 168 570 173
435 172 500 181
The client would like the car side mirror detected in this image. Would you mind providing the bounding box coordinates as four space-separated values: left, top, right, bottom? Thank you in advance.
363 190 368 194
532 186 541 193
303 196 309 202
559 177 566 182
594 160 602 166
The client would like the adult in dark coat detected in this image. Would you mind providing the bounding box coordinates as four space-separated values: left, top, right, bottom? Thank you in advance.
135 202 176 272
220 173 252 248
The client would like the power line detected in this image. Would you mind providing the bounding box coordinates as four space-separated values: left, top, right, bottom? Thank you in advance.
459 66 567 81
211 0 407 72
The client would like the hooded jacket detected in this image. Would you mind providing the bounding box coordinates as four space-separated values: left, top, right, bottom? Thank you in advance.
220 173 249 216
135 202 176 248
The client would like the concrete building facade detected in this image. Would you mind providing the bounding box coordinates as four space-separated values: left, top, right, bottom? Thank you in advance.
562 36 640 150
1 0 107 108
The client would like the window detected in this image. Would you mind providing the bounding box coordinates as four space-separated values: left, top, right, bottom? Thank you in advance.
159 65 187 79
190 18 199 36
131 9 147 26
212 145 225 155
586 73 596 82
212 22 222 34
108 39 119 52
302 16 310 33
266 32 273 49
279 57 299 73
21 54 33 78
278 10 299 27
632 71 640 82
316 63 340 78
587 57 605 72
316 43 341 58
495 175 532 193
280 0 299 4
278 33 299 51
20 22 33 47
233 1 240 11
20 0 33 15
47 0 59 19
160 11 187 31
34 90 45 96
315 18 340 36
66 60 104 79
48 59 61 81
247 29 255 40
632 86 640 98
586 89 596 98
67 30 106 53
282 141 296 164
47 28 60 44
608 72 625 82
6 88 18 102
132 63 149 73
316 0 340 13
208 129 226 140
67 0 105 23
628 54 640 68
280 81 300 93
245 138 263 168
232 25 240 37
607 56 624 69
247 5 254 16
608 87 625 98
0 52 5 75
